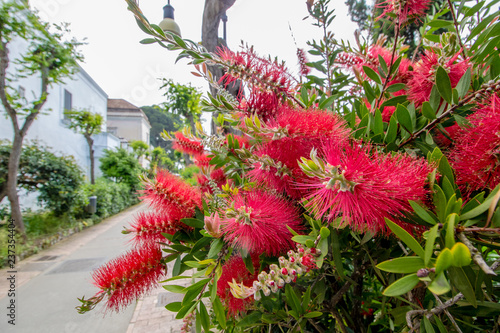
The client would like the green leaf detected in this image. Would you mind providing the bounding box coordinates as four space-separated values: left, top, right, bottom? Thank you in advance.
428 19 453 28
172 256 182 277
140 38 158 44
213 297 226 329
165 301 182 312
428 272 450 295
460 184 500 220
429 85 441 111
318 95 336 109
331 230 345 280
176 301 197 319
409 200 437 225
163 285 186 293
385 114 398 143
182 278 210 305
363 65 382 84
385 219 425 258
181 218 205 229
424 225 439 267
373 109 384 135
292 235 315 244
435 248 453 275
386 83 406 93
445 214 457 249
304 311 323 318
320 226 330 239
376 257 425 273
456 68 471 99
198 301 210 332
450 242 471 267
422 102 436 120
436 67 453 104
383 274 420 296
285 284 302 315
236 311 262 327
208 238 224 259
449 267 477 307
421 316 436 333
396 104 413 133
381 95 407 108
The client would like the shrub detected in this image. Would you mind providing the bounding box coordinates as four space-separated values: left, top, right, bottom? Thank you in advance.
99 148 143 192
0 140 84 216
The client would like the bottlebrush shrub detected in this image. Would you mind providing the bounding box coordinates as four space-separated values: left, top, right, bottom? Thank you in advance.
83 1 500 332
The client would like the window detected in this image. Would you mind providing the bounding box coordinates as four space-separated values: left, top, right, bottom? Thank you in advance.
63 89 72 119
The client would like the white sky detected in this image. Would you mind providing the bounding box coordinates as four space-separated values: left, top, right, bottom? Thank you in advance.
30 0 357 108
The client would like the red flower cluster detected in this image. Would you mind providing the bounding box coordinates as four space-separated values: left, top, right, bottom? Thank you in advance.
377 0 431 25
141 169 202 221
127 211 188 244
408 50 469 106
172 132 204 156
217 254 260 316
297 48 311 77
300 143 432 234
448 94 500 195
222 190 303 256
91 244 164 312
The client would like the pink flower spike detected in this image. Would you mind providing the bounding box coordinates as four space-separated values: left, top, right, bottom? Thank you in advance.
222 190 303 256
127 211 189 244
377 0 431 25
140 169 202 220
90 243 164 312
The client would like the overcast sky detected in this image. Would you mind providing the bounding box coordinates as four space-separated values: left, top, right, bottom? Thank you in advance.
29 0 358 108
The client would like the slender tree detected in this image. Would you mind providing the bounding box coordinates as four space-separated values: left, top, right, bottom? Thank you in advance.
0 0 81 235
64 109 104 185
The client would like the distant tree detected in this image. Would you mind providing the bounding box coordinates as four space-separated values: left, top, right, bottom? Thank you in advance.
141 104 182 148
150 146 175 173
64 109 104 185
129 140 149 160
161 79 202 130
0 1 81 235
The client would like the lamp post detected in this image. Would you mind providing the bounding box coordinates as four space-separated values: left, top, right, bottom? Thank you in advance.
221 10 227 43
159 0 181 36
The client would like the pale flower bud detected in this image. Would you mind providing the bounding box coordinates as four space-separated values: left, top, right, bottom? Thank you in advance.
204 212 223 238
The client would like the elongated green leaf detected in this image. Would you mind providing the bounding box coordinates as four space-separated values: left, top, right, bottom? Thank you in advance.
383 274 420 296
424 225 439 267
331 230 346 280
182 278 210 305
449 267 477 307
285 284 302 315
460 185 500 220
176 301 197 319
208 238 223 259
381 95 407 108
396 104 413 133
384 114 398 143
436 67 453 104
421 316 436 333
163 285 186 293
363 65 382 84
213 297 226 329
181 218 205 229
165 301 182 312
318 96 335 110
422 102 436 119
428 272 451 295
409 200 437 225
376 257 425 273
198 301 210 332
385 219 425 258
304 311 323 318
456 68 471 99
236 311 262 327
292 235 315 244
445 214 457 249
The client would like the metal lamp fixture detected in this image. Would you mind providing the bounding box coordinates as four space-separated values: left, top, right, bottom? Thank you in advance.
159 0 181 36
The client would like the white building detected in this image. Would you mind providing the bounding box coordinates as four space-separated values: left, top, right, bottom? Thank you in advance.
0 29 120 209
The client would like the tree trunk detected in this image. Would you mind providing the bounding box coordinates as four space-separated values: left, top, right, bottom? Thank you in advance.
202 0 239 135
6 131 26 237
85 135 95 185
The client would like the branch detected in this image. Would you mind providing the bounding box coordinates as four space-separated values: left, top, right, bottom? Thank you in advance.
374 24 400 110
447 0 467 59
0 39 20 133
457 232 496 275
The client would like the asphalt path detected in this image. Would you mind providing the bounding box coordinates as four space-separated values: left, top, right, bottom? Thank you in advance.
0 203 147 333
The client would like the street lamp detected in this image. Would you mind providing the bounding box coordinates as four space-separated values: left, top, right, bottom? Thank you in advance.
159 0 181 36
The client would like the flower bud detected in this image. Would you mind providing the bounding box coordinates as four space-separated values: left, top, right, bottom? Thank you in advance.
204 212 223 238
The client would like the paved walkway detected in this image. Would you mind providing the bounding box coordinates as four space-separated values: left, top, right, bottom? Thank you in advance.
0 203 191 333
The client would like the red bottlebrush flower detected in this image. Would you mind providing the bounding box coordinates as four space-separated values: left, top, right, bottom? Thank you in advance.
336 52 363 68
141 169 202 220
408 50 469 106
217 46 296 97
127 211 189 244
194 154 212 168
217 254 260 316
196 168 227 194
90 243 164 312
239 88 282 122
172 132 204 156
448 95 500 195
299 143 432 234
377 0 431 25
248 137 312 198
297 48 311 77
222 190 303 256
434 123 462 147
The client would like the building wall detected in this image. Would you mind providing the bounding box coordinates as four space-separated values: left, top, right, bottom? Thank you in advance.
0 35 110 209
